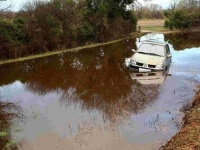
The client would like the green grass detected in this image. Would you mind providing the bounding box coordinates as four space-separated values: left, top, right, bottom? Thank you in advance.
141 26 169 31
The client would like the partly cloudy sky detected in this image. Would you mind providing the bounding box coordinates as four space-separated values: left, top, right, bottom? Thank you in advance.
3 0 171 11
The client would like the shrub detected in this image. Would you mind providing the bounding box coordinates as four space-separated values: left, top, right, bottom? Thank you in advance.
0 0 138 60
0 20 24 59
123 11 137 31
13 17 27 42
172 10 191 29
0 20 17 42
77 22 95 43
164 19 173 30
165 10 193 30
164 10 171 18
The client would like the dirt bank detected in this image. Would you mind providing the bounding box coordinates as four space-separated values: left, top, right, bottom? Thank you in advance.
162 89 200 150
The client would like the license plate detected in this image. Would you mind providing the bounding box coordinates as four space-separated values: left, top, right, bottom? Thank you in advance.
139 68 151 72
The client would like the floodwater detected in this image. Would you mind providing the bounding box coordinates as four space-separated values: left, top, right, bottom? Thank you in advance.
0 32 200 150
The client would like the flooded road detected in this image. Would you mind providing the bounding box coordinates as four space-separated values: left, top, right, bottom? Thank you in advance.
0 32 200 150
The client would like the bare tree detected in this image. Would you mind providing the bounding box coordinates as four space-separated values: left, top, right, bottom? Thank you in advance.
168 0 180 10
178 0 200 9
0 0 12 13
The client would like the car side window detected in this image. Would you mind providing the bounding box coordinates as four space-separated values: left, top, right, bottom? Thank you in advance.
166 45 170 54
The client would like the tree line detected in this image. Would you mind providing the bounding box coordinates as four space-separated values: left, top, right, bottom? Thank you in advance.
164 0 200 29
0 0 137 60
134 3 164 19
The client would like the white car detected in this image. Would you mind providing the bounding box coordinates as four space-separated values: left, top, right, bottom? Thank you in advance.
127 41 172 71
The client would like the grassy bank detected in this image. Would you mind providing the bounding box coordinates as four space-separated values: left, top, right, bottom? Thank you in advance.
0 34 139 65
162 90 200 150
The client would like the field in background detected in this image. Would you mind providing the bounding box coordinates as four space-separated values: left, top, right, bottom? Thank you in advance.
138 19 165 27
137 19 169 32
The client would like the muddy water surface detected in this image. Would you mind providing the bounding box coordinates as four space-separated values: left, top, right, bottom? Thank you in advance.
0 32 200 150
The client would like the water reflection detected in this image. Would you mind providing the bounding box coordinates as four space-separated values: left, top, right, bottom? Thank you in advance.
165 31 200 50
0 38 161 122
130 69 170 85
0 101 21 150
0 32 200 149
22 43 160 123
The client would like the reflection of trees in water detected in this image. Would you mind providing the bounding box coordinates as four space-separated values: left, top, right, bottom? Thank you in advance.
64 83 159 125
0 38 134 87
165 32 200 50
22 39 135 96
0 101 21 150
0 64 27 86
24 45 134 99
32 48 157 122
0 39 160 123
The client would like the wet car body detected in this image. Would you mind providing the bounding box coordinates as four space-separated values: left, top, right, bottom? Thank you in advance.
128 40 172 72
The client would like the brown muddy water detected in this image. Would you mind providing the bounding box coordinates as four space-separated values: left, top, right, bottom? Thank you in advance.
0 32 200 150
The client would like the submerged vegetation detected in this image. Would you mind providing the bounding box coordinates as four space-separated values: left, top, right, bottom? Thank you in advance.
0 0 137 61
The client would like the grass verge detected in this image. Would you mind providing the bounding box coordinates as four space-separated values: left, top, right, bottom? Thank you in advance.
162 90 200 150
141 26 168 31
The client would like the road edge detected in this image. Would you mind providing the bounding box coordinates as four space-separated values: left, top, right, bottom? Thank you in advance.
161 88 200 150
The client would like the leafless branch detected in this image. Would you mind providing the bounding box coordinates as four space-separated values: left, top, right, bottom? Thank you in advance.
0 0 12 13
